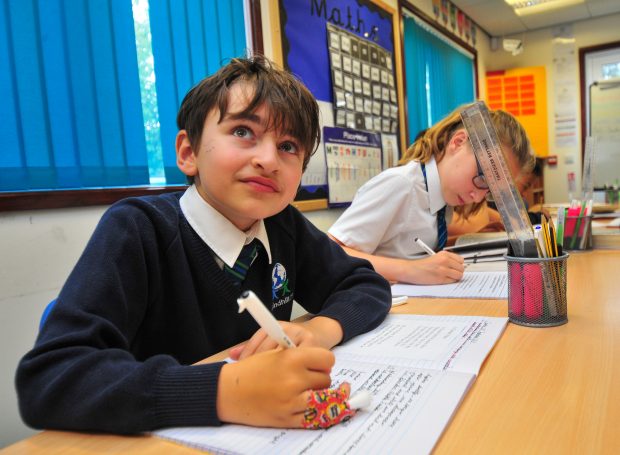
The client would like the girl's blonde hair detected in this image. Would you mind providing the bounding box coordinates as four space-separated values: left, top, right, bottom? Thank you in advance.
400 103 535 217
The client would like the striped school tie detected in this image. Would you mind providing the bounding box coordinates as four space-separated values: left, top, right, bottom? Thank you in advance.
224 240 260 286
436 205 447 250
421 163 448 251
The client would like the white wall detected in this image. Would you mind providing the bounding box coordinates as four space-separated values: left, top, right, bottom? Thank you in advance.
0 206 106 447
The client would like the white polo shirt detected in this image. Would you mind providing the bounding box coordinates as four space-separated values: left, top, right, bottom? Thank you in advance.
328 158 451 259
180 184 273 269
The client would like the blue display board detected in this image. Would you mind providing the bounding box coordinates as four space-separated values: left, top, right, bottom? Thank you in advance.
279 0 394 102
279 0 396 202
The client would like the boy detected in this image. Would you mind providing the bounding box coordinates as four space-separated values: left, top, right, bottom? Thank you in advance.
16 56 391 433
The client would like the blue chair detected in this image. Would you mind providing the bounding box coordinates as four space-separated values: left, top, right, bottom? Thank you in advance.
39 299 57 331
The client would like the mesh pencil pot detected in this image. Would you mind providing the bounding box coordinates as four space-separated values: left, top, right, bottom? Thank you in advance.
563 215 592 251
505 254 569 327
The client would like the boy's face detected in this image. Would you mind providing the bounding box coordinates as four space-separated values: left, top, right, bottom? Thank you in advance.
176 82 305 231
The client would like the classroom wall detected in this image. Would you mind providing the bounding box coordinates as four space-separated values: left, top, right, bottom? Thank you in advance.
0 207 104 446
476 13 620 203
1 1 617 448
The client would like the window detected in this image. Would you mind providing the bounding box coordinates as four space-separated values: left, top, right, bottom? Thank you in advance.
0 0 253 209
581 42 620 188
402 12 476 143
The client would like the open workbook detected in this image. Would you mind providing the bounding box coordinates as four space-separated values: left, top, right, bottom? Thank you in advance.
391 271 508 299
154 314 508 455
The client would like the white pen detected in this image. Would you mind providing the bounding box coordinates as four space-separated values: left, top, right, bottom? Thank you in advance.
237 290 296 349
391 295 408 306
239 293 373 412
414 237 436 256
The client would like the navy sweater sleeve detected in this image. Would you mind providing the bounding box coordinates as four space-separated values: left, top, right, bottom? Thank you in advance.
273 207 391 343
16 198 225 433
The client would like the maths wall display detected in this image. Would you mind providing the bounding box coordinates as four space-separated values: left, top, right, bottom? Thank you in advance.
324 126 382 207
327 22 398 135
278 0 400 202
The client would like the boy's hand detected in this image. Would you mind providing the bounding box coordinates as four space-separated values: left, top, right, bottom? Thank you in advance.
404 251 464 284
230 317 343 360
229 321 314 361
217 347 335 428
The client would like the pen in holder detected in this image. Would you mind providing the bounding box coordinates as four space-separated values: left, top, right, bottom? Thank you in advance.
505 253 569 327
563 214 592 251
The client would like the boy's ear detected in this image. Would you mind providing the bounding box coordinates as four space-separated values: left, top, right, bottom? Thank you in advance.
176 130 198 177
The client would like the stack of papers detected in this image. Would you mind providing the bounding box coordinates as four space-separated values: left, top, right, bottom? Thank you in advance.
445 236 508 263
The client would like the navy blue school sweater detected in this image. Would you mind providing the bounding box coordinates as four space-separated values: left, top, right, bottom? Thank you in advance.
15 192 390 434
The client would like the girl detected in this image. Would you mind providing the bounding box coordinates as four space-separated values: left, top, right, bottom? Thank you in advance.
328 104 534 285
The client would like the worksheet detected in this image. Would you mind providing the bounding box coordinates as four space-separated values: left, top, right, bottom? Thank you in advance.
391 271 508 299
154 315 508 455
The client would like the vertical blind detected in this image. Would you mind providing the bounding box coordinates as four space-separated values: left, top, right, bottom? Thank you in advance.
0 0 247 192
149 0 247 184
403 15 475 143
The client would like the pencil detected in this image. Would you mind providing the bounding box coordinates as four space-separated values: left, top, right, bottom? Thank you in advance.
544 214 564 314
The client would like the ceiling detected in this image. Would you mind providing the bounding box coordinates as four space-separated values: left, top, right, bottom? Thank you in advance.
450 0 620 37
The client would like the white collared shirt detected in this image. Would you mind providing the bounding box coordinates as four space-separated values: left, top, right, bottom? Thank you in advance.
328 158 452 258
179 185 272 269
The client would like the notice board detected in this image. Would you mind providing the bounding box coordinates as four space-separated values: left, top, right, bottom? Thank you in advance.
268 0 405 208
486 66 549 157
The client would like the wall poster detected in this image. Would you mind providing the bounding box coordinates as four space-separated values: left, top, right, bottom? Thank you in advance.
324 126 382 206
485 67 549 157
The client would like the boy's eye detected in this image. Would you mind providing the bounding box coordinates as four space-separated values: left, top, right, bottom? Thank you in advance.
279 141 299 155
232 126 253 138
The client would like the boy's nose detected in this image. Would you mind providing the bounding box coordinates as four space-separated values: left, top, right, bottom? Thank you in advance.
252 140 279 173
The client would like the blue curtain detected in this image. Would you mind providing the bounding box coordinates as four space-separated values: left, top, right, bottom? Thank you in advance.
0 0 148 191
149 0 247 184
1 0 247 192
403 16 474 144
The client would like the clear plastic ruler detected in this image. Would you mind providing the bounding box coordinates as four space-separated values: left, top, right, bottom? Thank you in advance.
581 136 597 202
460 101 538 257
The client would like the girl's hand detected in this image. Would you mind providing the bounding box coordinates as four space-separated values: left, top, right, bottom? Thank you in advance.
405 251 464 284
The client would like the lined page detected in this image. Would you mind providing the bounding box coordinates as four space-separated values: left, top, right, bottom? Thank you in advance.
153 315 507 454
154 362 474 455
333 314 508 376
391 271 508 299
